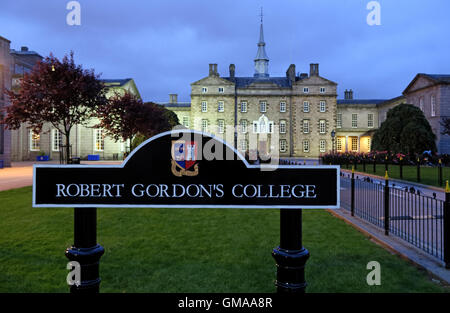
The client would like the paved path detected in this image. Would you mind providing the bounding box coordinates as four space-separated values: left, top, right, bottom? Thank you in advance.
0 161 122 192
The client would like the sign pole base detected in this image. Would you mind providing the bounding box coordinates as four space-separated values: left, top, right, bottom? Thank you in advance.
65 207 104 293
272 209 310 293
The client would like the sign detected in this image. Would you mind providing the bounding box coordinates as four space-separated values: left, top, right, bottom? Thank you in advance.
33 130 340 209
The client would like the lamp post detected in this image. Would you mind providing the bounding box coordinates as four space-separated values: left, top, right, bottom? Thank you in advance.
331 130 336 154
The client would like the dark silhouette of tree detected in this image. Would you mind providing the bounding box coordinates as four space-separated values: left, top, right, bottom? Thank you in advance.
2 52 107 163
372 103 436 154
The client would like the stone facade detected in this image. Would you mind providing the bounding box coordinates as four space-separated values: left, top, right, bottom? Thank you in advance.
403 74 450 154
0 36 12 167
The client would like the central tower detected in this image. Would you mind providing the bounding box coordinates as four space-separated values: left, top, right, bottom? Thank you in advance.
254 9 269 78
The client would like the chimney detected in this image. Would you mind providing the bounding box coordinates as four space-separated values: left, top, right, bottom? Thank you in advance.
169 94 178 104
21 46 28 52
344 89 349 99
349 89 354 100
229 64 235 79
286 64 296 83
310 63 319 76
209 63 219 76
299 73 308 80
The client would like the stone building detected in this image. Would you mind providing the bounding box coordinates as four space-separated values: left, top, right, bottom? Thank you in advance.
403 74 450 153
0 36 12 167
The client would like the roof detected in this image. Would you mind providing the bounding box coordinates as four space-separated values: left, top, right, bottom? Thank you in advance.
223 76 292 88
10 49 42 58
0 35 11 43
160 102 191 108
100 78 133 87
403 73 450 95
337 99 386 105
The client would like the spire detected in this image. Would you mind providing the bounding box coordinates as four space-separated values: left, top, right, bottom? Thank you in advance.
254 7 269 78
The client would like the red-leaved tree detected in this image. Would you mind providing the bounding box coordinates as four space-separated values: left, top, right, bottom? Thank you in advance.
95 91 176 152
2 51 107 163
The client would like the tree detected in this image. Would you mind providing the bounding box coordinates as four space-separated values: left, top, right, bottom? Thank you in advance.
1 52 107 163
440 117 450 136
372 103 436 154
95 92 178 152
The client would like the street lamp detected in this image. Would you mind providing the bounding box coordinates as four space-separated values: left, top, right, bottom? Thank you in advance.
331 130 336 154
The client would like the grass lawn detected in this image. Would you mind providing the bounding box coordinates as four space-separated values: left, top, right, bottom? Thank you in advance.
0 186 448 293
342 164 450 188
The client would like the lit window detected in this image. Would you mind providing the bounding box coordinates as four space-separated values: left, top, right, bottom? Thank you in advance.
218 101 224 112
303 87 309 94
218 87 224 93
94 129 104 151
303 120 310 134
367 138 371 152
201 101 207 112
319 140 326 153
320 87 326 94
280 102 286 113
30 130 40 151
337 113 342 128
240 120 248 133
280 140 287 152
201 119 208 133
202 87 208 93
182 116 190 128
320 101 326 112
351 114 358 128
336 138 343 152
303 101 310 113
52 129 62 152
319 120 326 134
241 101 247 113
260 101 267 113
279 120 286 134
217 119 225 133
303 140 310 153
351 138 358 152
368 113 374 128
431 95 436 117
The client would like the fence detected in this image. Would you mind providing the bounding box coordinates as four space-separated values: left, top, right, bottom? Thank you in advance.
341 170 450 268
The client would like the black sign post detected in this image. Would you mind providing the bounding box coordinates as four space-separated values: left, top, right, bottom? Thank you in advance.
33 130 339 293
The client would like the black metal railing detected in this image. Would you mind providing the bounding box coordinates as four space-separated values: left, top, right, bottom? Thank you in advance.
341 171 449 267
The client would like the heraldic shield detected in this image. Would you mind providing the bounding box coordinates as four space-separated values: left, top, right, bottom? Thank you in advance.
171 140 199 177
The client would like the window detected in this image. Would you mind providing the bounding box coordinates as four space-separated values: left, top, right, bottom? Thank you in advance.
319 140 326 153
336 138 342 152
268 122 274 134
260 101 267 113
30 130 40 151
351 138 358 152
303 87 309 94
303 140 310 153
431 95 436 117
182 116 190 128
351 114 358 128
319 120 326 134
201 101 207 112
367 138 371 152
368 113 374 128
320 101 326 112
217 119 225 133
303 120 310 134
94 129 104 151
280 102 286 113
279 120 286 134
337 113 342 128
240 120 248 133
253 122 258 133
52 129 62 152
218 101 224 112
241 101 247 113
419 97 424 111
201 87 208 93
320 87 326 94
280 140 287 152
201 119 208 133
240 139 248 151
303 101 310 113
218 87 224 93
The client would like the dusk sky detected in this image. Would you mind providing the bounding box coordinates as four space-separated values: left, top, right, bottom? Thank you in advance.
1 0 450 102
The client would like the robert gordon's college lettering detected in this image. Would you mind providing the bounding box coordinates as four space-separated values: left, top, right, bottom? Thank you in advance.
33 130 339 209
